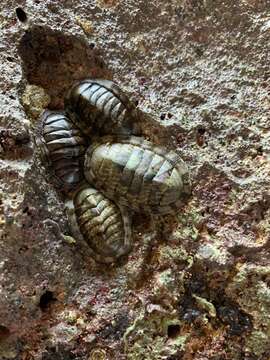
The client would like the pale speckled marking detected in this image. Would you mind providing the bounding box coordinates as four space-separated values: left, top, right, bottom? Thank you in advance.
65 79 140 136
68 185 132 263
84 135 190 214
37 110 87 190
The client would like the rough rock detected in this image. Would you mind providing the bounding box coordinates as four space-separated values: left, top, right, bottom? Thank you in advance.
1 0 270 359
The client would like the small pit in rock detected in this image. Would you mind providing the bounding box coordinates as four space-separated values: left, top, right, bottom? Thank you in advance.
167 324 181 339
196 126 207 146
39 290 57 311
0 325 10 342
197 127 206 135
15 7 28 23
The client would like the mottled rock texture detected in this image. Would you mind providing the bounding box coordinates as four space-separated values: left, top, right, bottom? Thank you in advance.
1 0 270 359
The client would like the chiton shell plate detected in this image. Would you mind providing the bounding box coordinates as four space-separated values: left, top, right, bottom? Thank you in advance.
84 135 190 214
67 184 132 263
65 79 140 136
36 110 88 191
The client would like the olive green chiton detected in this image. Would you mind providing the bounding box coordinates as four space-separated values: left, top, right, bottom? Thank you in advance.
67 185 132 263
84 135 190 214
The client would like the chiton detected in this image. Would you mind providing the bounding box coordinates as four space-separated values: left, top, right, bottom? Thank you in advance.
36 110 88 191
66 184 132 263
65 79 140 136
84 135 190 214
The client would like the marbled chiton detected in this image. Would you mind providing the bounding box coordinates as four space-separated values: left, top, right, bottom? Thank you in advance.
37 78 190 263
66 184 132 263
84 135 190 214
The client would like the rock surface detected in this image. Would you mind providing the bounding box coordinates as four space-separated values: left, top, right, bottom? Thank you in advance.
1 0 270 359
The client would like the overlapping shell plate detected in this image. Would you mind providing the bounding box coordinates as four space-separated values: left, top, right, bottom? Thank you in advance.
84 135 190 214
65 79 141 137
66 184 132 263
36 78 191 263
36 110 88 192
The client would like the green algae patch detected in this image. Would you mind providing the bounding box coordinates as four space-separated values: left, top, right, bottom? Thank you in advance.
21 85 51 120
124 306 187 359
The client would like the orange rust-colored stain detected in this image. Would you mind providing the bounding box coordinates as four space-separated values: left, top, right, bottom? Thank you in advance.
183 327 227 360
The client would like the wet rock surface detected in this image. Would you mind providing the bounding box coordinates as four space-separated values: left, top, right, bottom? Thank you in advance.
1 0 270 359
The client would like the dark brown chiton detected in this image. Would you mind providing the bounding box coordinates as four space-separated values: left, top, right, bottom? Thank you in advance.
36 110 88 192
65 79 141 136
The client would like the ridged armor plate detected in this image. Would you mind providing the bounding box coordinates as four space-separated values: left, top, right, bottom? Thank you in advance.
65 79 140 136
66 185 132 263
36 110 87 191
84 135 190 214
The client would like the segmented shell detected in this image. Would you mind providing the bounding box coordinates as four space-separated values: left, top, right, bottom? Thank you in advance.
67 185 132 263
36 110 88 191
65 79 140 136
84 136 190 214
